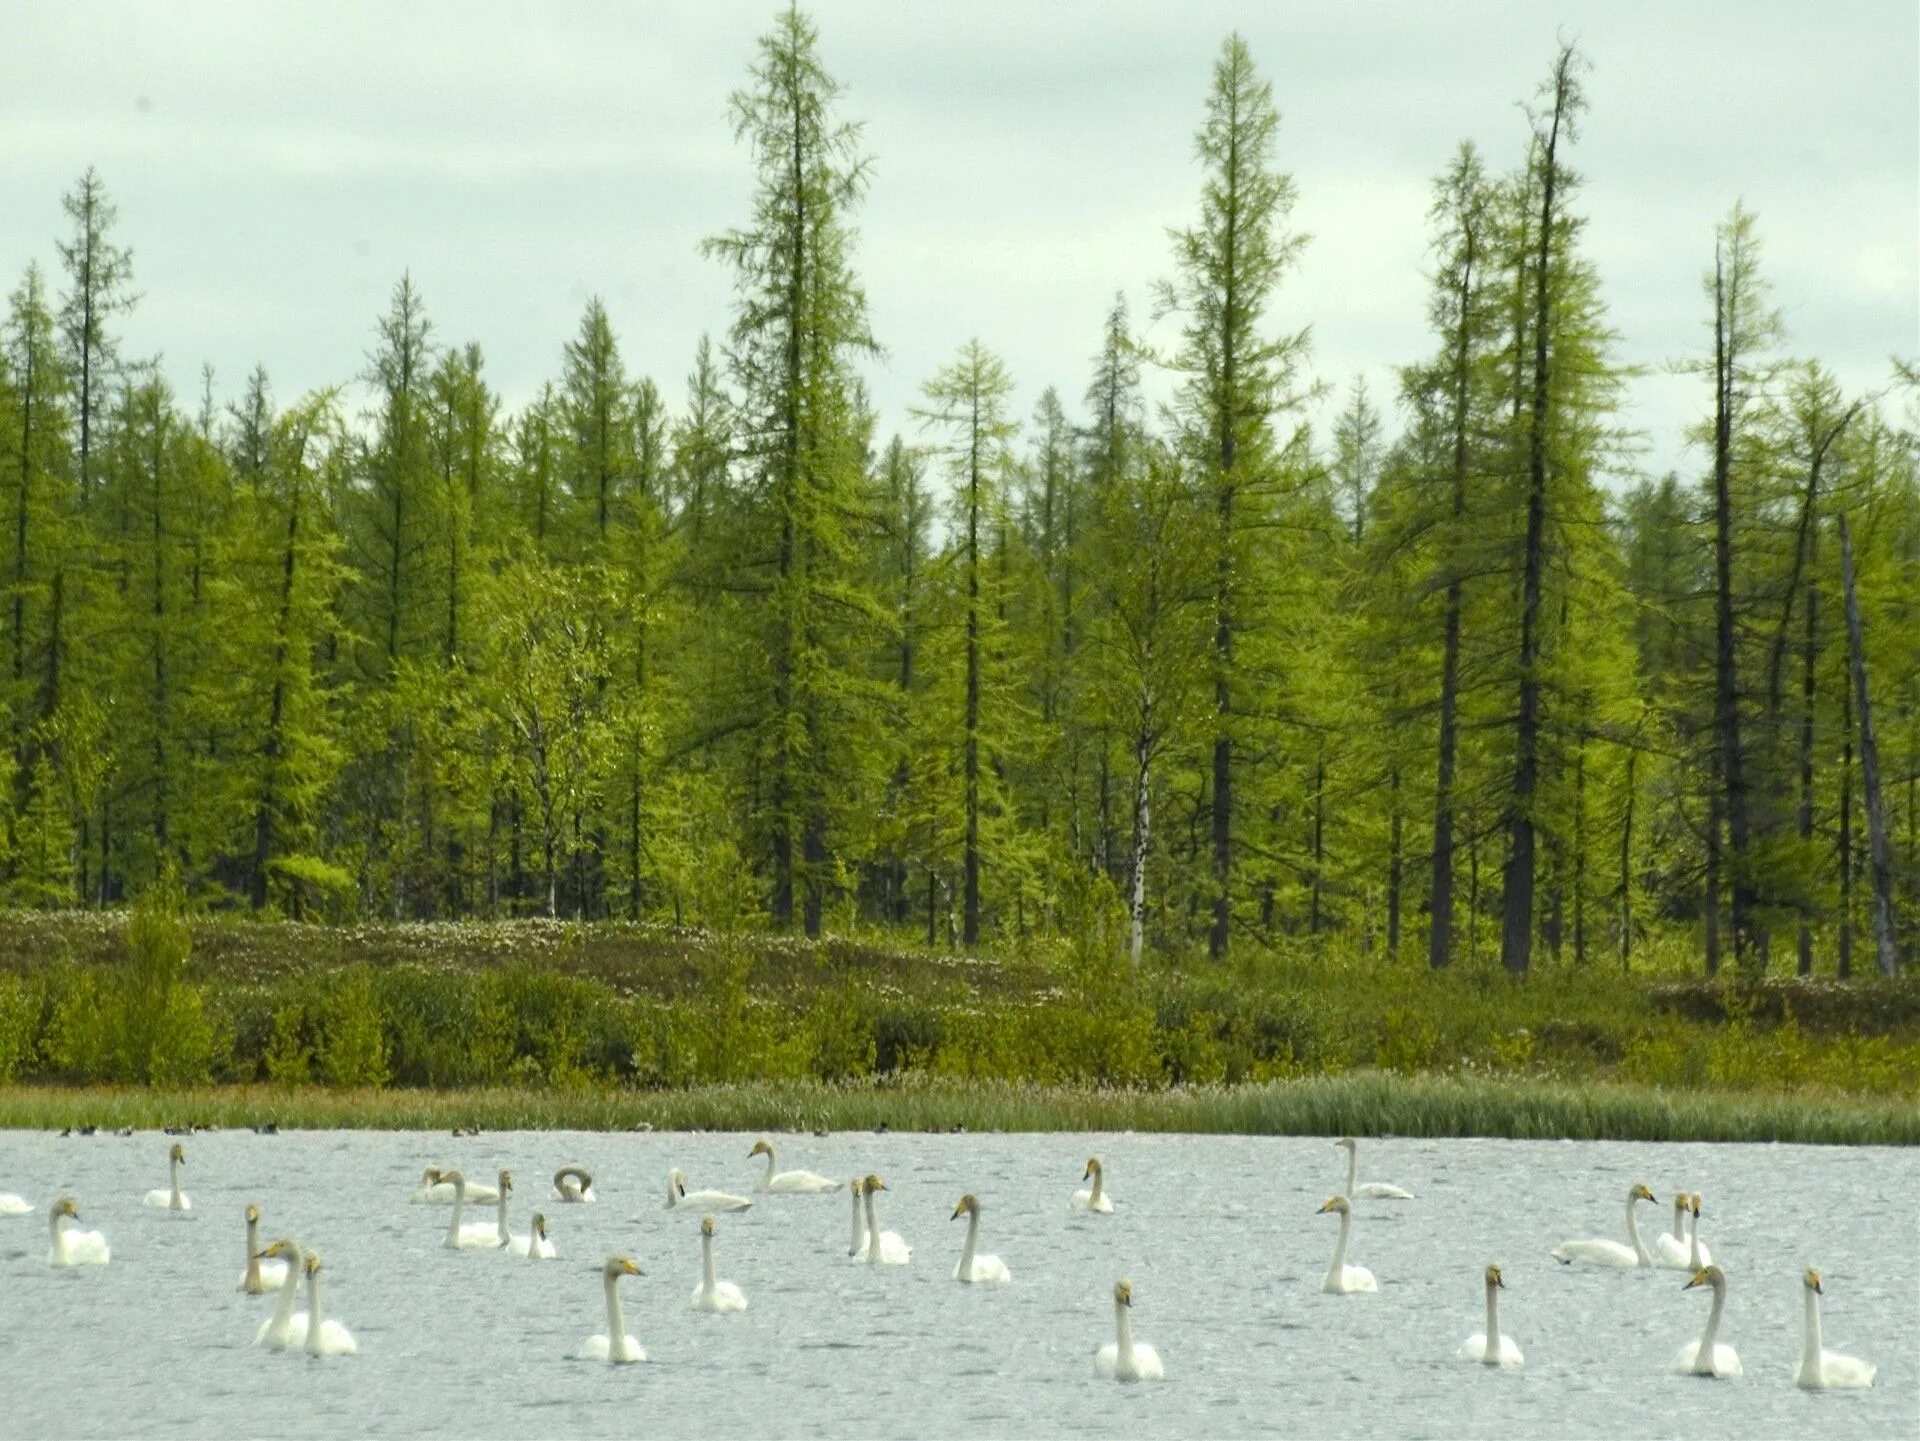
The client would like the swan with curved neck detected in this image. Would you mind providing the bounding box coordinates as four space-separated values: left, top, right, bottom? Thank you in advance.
1316 1195 1378 1293
690 1215 748 1311
46 1197 109 1266
1094 1278 1163 1381
663 1167 752 1212
1796 1268 1875 1388
411 1166 497 1205
143 1142 191 1211
859 1173 910 1264
441 1169 509 1249
1552 1182 1656 1267
240 1204 290 1293
1071 1157 1113 1213
254 1239 308 1349
1456 1263 1523 1365
511 1210 555 1259
1335 1136 1415 1200
579 1256 646 1363
301 1252 358 1356
1675 1265 1742 1376
748 1139 841 1193
552 1166 596 1203
951 1193 1011 1284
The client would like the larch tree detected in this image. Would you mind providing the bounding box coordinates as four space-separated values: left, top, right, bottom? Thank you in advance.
55 167 137 508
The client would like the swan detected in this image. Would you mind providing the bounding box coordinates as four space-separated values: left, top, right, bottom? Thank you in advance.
1456 1263 1523 1365
0 1191 31 1215
578 1256 646 1363
240 1204 291 1293
441 1169 509 1249
1653 1193 1697 1269
848 1176 868 1256
690 1215 748 1312
410 1166 498 1204
1796 1268 1875 1389
301 1252 358 1357
748 1138 841 1193
510 1211 556 1259
1335 1136 1415 1200
1674 1265 1741 1376
1551 1182 1656 1267
46 1197 109 1266
253 1240 309 1349
1070 1157 1113 1213
1685 1193 1714 1270
1094 1278 1164 1381
664 1167 752 1213
1316 1195 1378 1293
143 1142 191 1211
552 1166 596 1203
857 1174 910 1265
951 1193 1011 1285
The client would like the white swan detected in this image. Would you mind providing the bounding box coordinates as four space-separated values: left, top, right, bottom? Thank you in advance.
1653 1193 1693 1268
240 1205 291 1293
552 1166 596 1203
1456 1263 1523 1365
1552 1182 1656 1267
951 1193 1011 1285
664 1167 751 1212
510 1211 556 1260
578 1255 646 1363
410 1166 498 1204
1094 1278 1164 1381
253 1239 309 1350
46 1197 109 1266
143 1142 191 1211
1674 1265 1741 1376
1336 1136 1415 1200
1796 1268 1875 1389
689 1215 748 1312
1070 1157 1113 1213
0 1191 32 1215
441 1169 510 1249
857 1173 910 1265
301 1252 358 1357
748 1138 841 1193
1317 1195 1377 1293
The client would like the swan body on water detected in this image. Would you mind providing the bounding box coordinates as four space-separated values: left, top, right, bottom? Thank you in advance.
1336 1137 1415 1200
254 1240 309 1349
665 1167 752 1213
301 1252 358 1357
579 1256 646 1363
1094 1278 1163 1382
143 1142 191 1212
951 1194 1011 1285
1070 1157 1113 1214
1552 1182 1656 1267
240 1204 290 1293
857 1174 910 1265
0 1191 31 1215
748 1139 841 1193
441 1170 510 1249
411 1167 498 1205
1456 1264 1523 1365
690 1215 748 1312
510 1211 556 1259
1796 1268 1875 1389
47 1197 109 1266
552 1167 596 1203
1674 1265 1742 1377
1317 1195 1377 1294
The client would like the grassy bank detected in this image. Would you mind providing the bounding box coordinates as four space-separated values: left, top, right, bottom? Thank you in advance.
1 1073 1913 1144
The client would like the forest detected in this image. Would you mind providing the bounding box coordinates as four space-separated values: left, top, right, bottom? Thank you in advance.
0 15 1914 982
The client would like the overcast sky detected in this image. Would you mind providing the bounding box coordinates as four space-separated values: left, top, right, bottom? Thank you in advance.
2 2 1914 484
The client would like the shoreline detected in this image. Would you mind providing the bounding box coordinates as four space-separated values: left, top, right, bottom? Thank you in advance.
0 1073 1911 1145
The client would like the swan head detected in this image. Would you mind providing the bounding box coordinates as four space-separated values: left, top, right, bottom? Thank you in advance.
51 1196 78 1221
1803 1267 1822 1294
442 1168 466 1191
1083 1157 1101 1180
1334 1136 1357 1151
1317 1195 1351 1217
499 1169 513 1194
420 1166 441 1186
749 1139 774 1159
245 1203 261 1224
669 1167 687 1196
303 1252 323 1278
952 1193 980 1220
603 1255 641 1279
259 1238 299 1260
1629 1182 1655 1204
1484 1263 1505 1289
1689 1192 1702 1216
169 1143 186 1165
1683 1265 1725 1292
1113 1278 1134 1307
532 1212 548 1239
864 1173 887 1193
701 1214 716 1237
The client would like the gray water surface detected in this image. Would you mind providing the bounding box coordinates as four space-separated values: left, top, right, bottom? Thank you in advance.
0 1129 1913 1438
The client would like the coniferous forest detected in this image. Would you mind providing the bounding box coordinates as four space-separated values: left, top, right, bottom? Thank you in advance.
1 17 1915 981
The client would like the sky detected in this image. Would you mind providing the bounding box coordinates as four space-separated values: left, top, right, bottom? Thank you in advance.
2 2 1915 485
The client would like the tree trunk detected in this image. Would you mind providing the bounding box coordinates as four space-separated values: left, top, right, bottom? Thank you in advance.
1839 678 1854 979
1838 513 1899 976
1386 767 1403 959
1127 699 1152 973
1619 746 1636 969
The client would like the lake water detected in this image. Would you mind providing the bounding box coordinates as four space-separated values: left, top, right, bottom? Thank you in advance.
0 1128 1913 1438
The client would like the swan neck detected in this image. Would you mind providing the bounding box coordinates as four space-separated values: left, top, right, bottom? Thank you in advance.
864 1188 882 1263
961 1209 980 1270
1670 1198 1687 1241
849 1186 866 1251
1089 1168 1103 1206
1114 1298 1134 1359
701 1231 716 1289
604 1271 627 1355
1330 1206 1352 1271
496 1188 510 1242
1687 1209 1702 1267
48 1209 65 1258
762 1151 776 1187
272 1255 299 1328
1802 1286 1822 1368
244 1216 261 1286
305 1269 325 1350
1698 1278 1725 1360
1624 1196 1648 1264
1344 1148 1358 1197
1485 1280 1500 1344
445 1185 464 1244
169 1152 182 1205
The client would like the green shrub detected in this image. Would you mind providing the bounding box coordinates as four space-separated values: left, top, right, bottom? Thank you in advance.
316 967 389 1088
